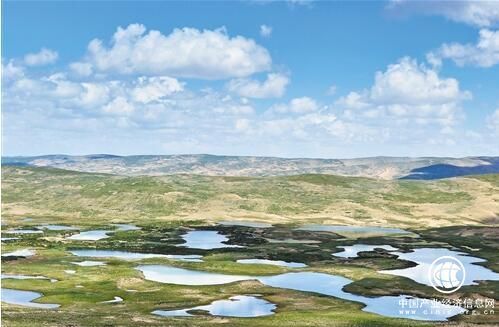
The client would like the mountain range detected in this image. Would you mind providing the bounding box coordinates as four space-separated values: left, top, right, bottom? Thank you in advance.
3 154 499 180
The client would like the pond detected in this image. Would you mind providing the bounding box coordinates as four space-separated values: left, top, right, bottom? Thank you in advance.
1 288 60 309
36 224 77 231
1 237 20 241
237 259 307 268
67 230 111 241
137 265 464 321
380 248 499 286
4 229 43 234
113 224 141 231
2 249 35 257
1 274 57 282
70 249 203 262
177 231 242 250
296 225 415 237
218 221 272 228
332 244 398 258
152 295 276 318
71 260 107 267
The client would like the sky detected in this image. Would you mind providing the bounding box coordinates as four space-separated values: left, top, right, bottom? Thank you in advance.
2 0 499 158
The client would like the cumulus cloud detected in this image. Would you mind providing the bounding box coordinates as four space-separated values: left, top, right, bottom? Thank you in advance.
427 29 499 68
337 57 471 127
388 0 499 28
260 24 273 37
227 73 289 98
73 24 272 79
24 48 58 66
270 96 319 113
131 76 184 103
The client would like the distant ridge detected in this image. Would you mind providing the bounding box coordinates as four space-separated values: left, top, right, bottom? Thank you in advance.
2 154 498 180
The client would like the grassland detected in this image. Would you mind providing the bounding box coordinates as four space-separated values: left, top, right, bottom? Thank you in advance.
2 166 498 228
1 167 498 326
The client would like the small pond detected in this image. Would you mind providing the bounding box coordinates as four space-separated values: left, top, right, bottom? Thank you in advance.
218 221 272 228
71 261 107 267
333 244 398 258
296 225 414 237
1 288 59 309
237 259 307 268
4 229 43 234
177 231 242 250
152 295 276 318
70 249 203 262
2 249 35 257
380 248 499 286
67 230 111 241
37 225 77 231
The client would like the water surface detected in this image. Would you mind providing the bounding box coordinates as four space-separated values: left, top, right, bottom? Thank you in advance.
296 225 413 237
37 225 77 231
153 295 276 317
218 221 272 228
1 288 60 309
70 249 202 262
67 230 111 241
71 260 107 266
237 259 307 268
177 231 242 250
333 244 398 258
2 249 35 257
113 224 141 231
138 265 464 321
4 229 43 234
380 248 499 286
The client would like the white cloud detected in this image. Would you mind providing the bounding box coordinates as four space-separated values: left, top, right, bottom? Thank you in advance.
388 0 499 28
227 73 289 98
131 76 184 103
103 97 135 115
74 24 272 79
337 57 471 127
2 60 25 82
427 29 499 68
260 24 273 37
24 48 58 66
70 62 93 76
271 96 319 113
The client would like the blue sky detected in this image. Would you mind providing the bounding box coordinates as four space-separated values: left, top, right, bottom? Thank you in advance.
2 0 499 157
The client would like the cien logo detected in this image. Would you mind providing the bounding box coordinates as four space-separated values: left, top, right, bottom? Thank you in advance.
429 256 466 294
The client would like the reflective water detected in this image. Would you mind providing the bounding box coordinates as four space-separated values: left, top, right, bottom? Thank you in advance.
237 259 307 268
1 274 57 282
333 244 398 258
1 237 20 241
380 248 499 286
1 288 60 309
138 265 464 321
153 295 276 318
2 249 35 257
177 231 242 250
113 224 141 231
37 225 77 231
4 229 43 234
101 296 123 303
67 230 111 241
137 265 252 285
71 261 107 267
296 225 413 236
70 249 203 262
218 221 272 228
